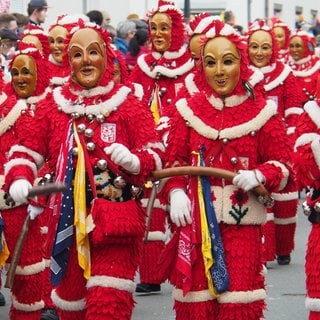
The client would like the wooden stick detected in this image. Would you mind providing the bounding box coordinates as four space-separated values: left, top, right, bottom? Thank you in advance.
4 183 66 289
144 167 274 238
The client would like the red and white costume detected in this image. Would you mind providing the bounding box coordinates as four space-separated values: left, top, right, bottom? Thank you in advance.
247 22 303 263
0 46 51 320
288 30 320 105
158 21 293 320
129 0 194 290
293 94 320 320
272 20 291 64
4 23 163 319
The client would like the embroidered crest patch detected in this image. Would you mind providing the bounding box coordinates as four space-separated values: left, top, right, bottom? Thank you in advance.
101 123 116 143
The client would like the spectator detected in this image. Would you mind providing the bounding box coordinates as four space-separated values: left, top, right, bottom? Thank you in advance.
114 19 136 57
125 28 149 72
0 28 20 82
12 13 29 37
27 0 49 26
86 10 103 26
223 10 236 26
0 13 18 33
101 10 111 29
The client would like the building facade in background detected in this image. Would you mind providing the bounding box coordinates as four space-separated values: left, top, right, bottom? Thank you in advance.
8 1 320 36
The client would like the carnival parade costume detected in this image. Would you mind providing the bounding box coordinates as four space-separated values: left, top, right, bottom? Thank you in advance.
4 21 164 319
247 21 303 265
293 91 320 320
158 20 293 320
129 0 194 293
0 45 51 320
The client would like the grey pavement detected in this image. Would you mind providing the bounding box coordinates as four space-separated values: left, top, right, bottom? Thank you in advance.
0 195 310 319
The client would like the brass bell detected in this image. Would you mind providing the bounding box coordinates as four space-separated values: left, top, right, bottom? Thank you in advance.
84 128 93 138
96 114 105 123
77 123 86 133
71 112 80 119
86 142 95 151
87 114 95 122
72 147 79 156
131 186 141 198
230 157 238 164
159 88 167 97
114 176 126 189
97 159 107 171
222 138 229 144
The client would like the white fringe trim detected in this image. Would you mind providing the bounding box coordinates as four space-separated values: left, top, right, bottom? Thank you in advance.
284 106 304 118
306 296 320 312
4 158 37 178
266 212 274 222
294 133 320 151
86 275 136 293
145 231 167 242
51 289 86 312
172 288 216 303
271 191 299 201
16 259 46 276
274 216 297 225
176 98 277 141
304 100 320 130
265 160 289 191
0 100 27 136
9 145 44 168
12 294 44 312
54 84 131 117
218 288 266 304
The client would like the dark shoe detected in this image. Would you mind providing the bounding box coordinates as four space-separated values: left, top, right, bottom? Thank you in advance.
0 291 5 306
136 283 161 294
277 255 291 265
40 308 59 320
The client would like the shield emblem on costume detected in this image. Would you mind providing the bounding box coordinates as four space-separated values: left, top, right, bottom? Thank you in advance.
101 123 116 143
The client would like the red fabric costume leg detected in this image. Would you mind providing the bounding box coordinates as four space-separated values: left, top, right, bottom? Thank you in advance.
86 241 141 319
139 205 167 285
217 224 266 320
51 244 87 320
3 206 45 320
262 210 276 263
305 224 320 320
273 184 298 258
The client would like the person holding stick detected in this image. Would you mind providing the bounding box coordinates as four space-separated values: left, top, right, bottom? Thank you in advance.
3 19 163 319
157 19 293 320
0 42 55 319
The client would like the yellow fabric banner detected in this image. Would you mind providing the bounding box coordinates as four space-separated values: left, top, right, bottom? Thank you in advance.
73 123 91 280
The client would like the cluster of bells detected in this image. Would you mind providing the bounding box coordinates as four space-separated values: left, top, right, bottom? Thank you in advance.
70 115 141 196
158 86 172 104
302 200 320 217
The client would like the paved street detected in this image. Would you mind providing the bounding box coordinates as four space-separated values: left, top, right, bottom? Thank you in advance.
0 195 310 319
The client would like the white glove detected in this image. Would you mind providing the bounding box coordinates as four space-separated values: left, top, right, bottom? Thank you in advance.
27 204 44 220
9 179 32 204
233 169 265 192
169 189 192 227
104 143 140 174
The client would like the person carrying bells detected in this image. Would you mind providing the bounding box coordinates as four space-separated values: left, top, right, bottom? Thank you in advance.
158 19 293 320
129 0 195 294
3 19 164 320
